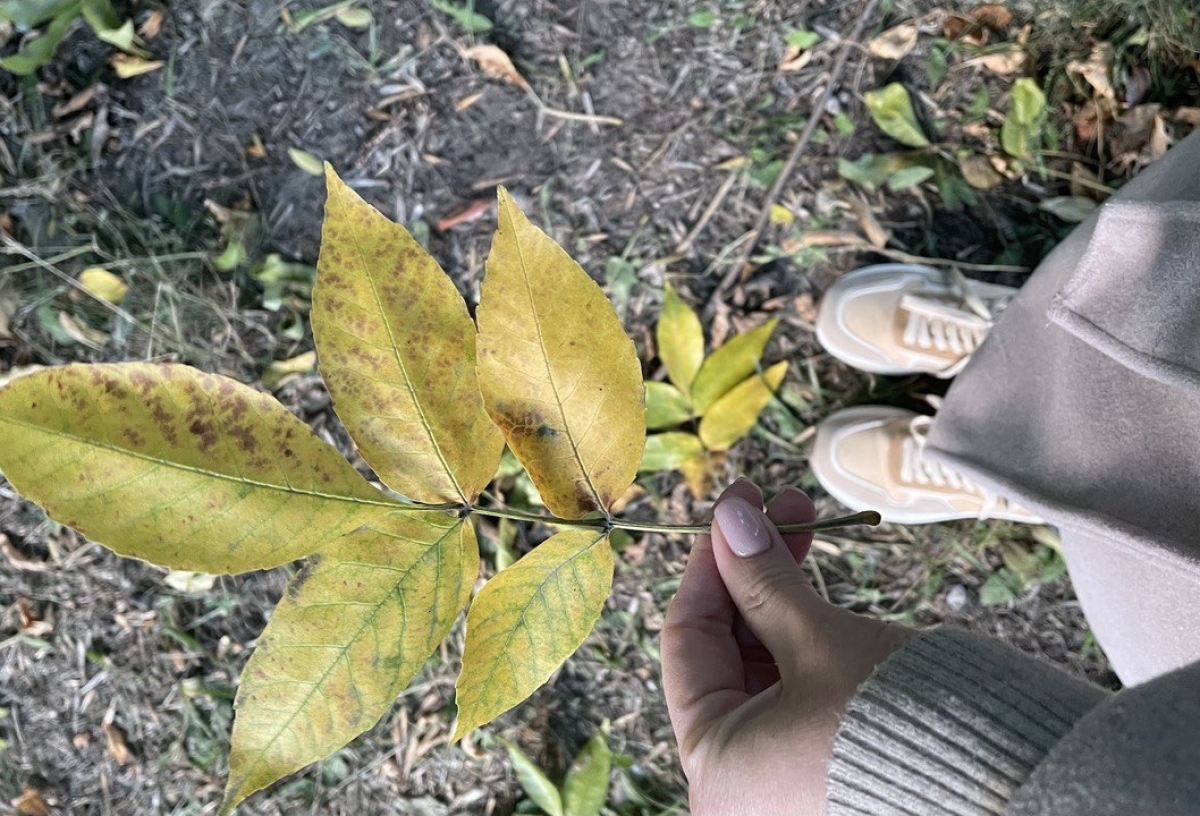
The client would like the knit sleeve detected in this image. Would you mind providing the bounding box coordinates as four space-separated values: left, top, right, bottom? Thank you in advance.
826 628 1109 816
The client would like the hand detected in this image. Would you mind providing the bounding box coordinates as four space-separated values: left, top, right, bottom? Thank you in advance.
661 480 918 815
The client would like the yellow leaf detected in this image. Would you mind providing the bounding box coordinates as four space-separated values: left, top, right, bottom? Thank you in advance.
679 450 724 498
639 432 704 471
78 267 129 304
698 361 787 451
221 512 476 813
0 364 396 573
690 319 778 414
314 166 503 503
108 54 164 78
644 381 691 430
656 282 704 395
476 189 644 519
453 529 612 740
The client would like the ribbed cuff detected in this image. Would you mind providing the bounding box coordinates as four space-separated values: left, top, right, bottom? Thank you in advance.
827 629 1110 816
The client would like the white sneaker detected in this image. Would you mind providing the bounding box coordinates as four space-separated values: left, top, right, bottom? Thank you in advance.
816 264 1017 378
810 406 1043 525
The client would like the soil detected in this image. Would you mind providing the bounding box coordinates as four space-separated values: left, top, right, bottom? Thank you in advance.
0 0 1177 812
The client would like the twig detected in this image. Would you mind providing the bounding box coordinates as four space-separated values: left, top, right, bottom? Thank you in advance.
523 86 623 127
676 170 740 254
703 0 881 321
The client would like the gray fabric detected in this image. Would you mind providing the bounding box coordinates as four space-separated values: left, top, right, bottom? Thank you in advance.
925 129 1200 685
1006 659 1200 816
828 629 1108 816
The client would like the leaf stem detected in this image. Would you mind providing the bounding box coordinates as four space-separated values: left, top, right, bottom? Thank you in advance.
399 501 881 535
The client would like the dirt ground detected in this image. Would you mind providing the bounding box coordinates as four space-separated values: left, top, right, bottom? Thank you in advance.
3 0 1193 813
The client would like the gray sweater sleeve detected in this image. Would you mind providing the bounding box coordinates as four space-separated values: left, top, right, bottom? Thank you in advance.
826 629 1107 816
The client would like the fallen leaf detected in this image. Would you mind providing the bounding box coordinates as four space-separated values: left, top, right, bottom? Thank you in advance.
1040 196 1097 222
17 598 52 636
958 154 1005 189
455 91 484 111
846 197 890 248
288 147 325 176
261 351 317 390
1174 107 1200 127
52 86 96 119
103 705 130 765
436 198 494 231
1067 44 1115 103
863 83 930 148
164 570 217 593
969 4 1013 30
867 22 918 60
108 54 165 78
1124 65 1152 106
942 16 988 45
78 268 130 304
335 7 372 29
1 534 49 571
462 44 528 89
247 133 267 158
57 312 109 350
12 786 51 816
980 49 1026 76
778 46 813 72
140 9 164 38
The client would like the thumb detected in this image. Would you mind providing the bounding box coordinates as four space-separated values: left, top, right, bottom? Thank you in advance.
710 496 823 670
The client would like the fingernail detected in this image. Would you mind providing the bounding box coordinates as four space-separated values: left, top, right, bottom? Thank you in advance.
714 497 773 557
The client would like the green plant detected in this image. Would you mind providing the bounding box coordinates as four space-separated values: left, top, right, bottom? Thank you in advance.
0 170 875 813
0 0 146 75
640 283 787 497
503 727 613 816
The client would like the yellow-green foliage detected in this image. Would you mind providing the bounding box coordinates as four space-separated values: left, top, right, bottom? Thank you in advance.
0 0 146 75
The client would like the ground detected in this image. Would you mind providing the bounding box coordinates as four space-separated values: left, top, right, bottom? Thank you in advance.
0 0 1194 813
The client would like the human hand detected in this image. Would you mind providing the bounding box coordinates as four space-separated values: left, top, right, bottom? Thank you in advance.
661 480 918 815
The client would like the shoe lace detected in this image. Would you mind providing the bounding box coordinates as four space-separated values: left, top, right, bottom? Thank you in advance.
898 416 1011 518
898 268 1013 376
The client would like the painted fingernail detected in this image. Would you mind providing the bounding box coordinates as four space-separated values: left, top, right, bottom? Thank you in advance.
714 497 773 557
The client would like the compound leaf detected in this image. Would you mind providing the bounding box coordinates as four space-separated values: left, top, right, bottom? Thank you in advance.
698 361 788 451
864 83 931 149
690 319 778 414
221 511 477 813
477 189 644 519
0 9 75 75
501 739 565 816
0 363 394 573
644 381 691 430
453 529 613 739
656 283 704 394
639 432 704 472
315 166 503 504
563 729 613 816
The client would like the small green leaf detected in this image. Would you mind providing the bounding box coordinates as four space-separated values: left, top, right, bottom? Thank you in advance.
1039 196 1097 223
688 9 717 28
644 381 692 430
979 570 1020 607
0 0 79 27
657 282 705 394
698 361 787 451
886 164 935 191
838 153 902 191
502 740 564 816
786 28 821 49
864 83 930 148
335 7 372 28
1001 78 1046 159
690 319 778 414
639 432 704 472
453 530 614 740
212 237 246 272
0 9 75 75
288 147 325 176
428 0 493 33
563 729 612 816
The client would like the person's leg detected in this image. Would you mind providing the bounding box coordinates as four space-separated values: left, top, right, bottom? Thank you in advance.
1058 527 1200 686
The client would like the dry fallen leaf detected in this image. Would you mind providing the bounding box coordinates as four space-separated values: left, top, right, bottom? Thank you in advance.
980 49 1026 76
462 44 528 88
969 3 1014 30
942 16 988 45
1067 44 1115 104
52 86 97 119
1173 107 1200 127
778 45 813 72
247 132 268 159
140 9 164 38
164 569 217 593
455 91 485 111
959 154 1006 190
109 54 165 79
103 705 131 765
846 197 890 248
868 22 919 60
12 787 52 816
57 312 109 350
436 198 494 231
1 534 49 571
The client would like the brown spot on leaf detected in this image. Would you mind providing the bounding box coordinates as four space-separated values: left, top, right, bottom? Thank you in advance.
574 480 600 513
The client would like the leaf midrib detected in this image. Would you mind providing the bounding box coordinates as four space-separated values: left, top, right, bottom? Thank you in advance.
336 188 468 503
0 414 398 509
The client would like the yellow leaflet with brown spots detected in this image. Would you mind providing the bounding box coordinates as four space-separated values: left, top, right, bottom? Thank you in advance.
314 166 504 504
220 511 476 814
452 529 613 741
0 363 396 574
476 189 644 519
